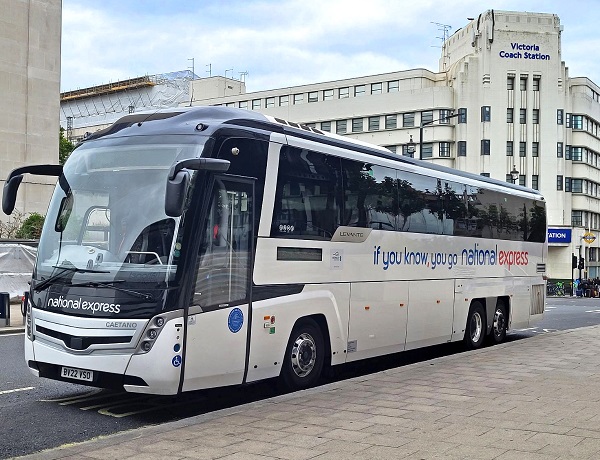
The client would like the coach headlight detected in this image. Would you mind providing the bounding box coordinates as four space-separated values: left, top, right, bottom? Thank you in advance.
135 315 166 354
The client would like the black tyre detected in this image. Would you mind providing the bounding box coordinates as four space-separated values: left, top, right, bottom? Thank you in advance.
464 301 486 349
280 319 324 391
491 301 507 344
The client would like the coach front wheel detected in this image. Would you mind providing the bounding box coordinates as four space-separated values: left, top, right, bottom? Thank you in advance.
464 301 486 349
280 319 324 391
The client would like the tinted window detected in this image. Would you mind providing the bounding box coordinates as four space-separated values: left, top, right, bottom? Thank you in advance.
341 162 397 231
271 147 342 239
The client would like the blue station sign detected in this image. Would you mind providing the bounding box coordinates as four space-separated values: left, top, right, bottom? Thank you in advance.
548 228 571 244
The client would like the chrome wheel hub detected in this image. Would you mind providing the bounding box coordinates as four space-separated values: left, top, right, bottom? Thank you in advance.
290 332 316 378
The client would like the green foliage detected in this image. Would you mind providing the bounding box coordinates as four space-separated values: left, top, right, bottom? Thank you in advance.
59 127 75 165
15 212 45 239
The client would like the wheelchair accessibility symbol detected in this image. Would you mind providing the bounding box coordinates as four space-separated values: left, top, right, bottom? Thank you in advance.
172 355 182 367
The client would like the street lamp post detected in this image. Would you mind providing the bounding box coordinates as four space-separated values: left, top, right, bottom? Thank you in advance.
510 165 519 184
419 112 460 160
406 135 416 157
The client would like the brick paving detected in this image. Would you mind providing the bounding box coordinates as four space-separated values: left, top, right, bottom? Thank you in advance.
13 325 600 459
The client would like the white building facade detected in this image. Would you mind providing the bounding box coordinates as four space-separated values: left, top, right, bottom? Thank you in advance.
187 10 598 285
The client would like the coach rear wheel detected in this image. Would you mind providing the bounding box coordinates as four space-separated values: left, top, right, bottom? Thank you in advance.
464 301 486 349
281 319 324 391
491 301 507 344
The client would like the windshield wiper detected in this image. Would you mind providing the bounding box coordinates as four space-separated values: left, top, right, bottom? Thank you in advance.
34 265 110 293
69 280 153 301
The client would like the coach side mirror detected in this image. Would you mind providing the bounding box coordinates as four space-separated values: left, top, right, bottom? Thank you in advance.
165 171 190 217
2 164 62 215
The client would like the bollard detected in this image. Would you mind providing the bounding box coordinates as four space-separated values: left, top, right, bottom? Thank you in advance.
0 292 10 327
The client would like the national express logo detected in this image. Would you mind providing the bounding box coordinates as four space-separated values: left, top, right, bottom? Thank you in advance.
373 244 528 271
47 296 121 314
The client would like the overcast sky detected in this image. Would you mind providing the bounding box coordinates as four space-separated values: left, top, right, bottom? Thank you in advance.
61 0 600 93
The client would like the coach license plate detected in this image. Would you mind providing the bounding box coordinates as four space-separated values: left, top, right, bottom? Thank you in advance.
61 366 93 382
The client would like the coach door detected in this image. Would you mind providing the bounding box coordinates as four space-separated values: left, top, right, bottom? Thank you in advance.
182 175 254 391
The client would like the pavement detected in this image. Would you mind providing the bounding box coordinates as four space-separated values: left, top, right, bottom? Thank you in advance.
5 323 600 460
0 301 25 334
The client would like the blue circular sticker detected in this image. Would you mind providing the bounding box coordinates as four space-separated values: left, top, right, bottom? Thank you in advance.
228 307 244 333
172 355 182 367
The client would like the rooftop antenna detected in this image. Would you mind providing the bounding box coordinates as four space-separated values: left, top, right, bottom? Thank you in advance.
239 71 248 82
206 63 212 77
432 22 452 70
188 58 195 106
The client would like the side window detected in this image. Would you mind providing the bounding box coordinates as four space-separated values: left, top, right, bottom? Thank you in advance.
271 147 342 239
341 161 397 231
397 172 441 234
217 137 268 236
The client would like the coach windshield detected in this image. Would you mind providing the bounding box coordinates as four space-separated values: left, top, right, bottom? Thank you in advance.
33 136 204 318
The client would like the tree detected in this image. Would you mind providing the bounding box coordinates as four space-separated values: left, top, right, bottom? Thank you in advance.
59 127 75 165
15 212 45 239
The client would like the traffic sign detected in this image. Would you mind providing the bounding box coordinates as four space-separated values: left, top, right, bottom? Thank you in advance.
583 232 596 244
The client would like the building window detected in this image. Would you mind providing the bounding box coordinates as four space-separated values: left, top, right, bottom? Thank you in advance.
565 177 572 192
336 120 347 134
265 97 275 108
458 141 466 156
339 87 349 99
507 108 514 123
566 145 571 160
506 141 514 156
352 118 363 133
520 77 527 91
226 102 235 107
239 101 248 109
481 139 490 155
519 175 526 187
354 85 365 97
532 142 539 157
481 173 490 177
386 145 397 154
402 144 414 158
572 179 583 193
421 111 433 125
387 80 399 92
507 76 515 90
308 91 318 103
572 211 582 226
557 109 564 125
371 82 382 94
323 89 334 101
279 95 289 106
293 94 303 104
439 109 452 124
533 77 540 91
385 114 397 129
321 121 331 132
573 115 583 130
368 116 380 131
439 142 450 157
519 142 526 157
566 113 572 128
305 123 316 128
252 99 261 110
557 142 563 158
403 112 415 127
533 109 540 124
557 175 563 191
421 143 433 158
572 147 583 161
481 106 491 122
458 108 467 123
519 109 527 124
